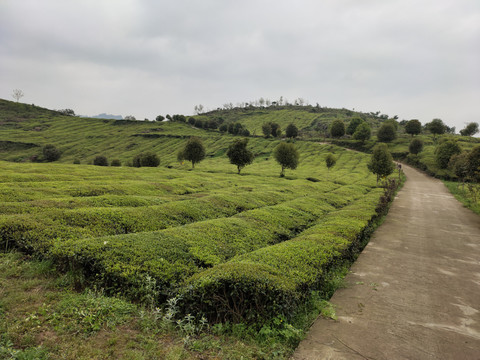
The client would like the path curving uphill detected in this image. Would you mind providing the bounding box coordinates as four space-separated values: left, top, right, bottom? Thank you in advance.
292 165 480 360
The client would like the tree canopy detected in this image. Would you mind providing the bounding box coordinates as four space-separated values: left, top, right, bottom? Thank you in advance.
405 119 422 137
274 142 299 177
182 137 206 168
346 117 364 135
353 122 371 142
459 122 479 137
285 123 298 139
226 138 254 174
426 118 446 139
330 119 345 138
368 143 395 184
377 123 397 142
435 140 461 169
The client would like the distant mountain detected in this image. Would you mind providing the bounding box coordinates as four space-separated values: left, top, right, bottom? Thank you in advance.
90 113 123 120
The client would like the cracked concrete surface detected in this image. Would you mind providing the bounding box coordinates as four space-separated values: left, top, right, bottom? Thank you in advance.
292 165 480 360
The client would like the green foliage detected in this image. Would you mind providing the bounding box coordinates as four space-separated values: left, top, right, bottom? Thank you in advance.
368 143 395 183
325 154 336 170
460 122 479 137
409 138 424 155
274 142 299 177
353 122 371 142
42 144 61 162
405 119 422 136
435 140 461 169
132 152 160 167
377 123 397 142
285 123 298 139
330 119 345 138
226 138 254 174
346 117 363 135
182 137 205 168
93 155 108 166
467 145 480 182
110 159 121 167
449 152 469 181
156 115 165 122
426 118 446 138
262 123 272 138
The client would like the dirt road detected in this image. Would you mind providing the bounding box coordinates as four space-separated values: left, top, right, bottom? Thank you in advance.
292 165 480 360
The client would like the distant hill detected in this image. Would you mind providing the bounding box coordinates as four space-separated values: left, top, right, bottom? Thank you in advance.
90 113 123 120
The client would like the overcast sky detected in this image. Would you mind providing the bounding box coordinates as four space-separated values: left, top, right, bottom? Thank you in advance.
1 0 479 130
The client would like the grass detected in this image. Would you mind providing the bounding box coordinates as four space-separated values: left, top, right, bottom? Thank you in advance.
443 181 480 215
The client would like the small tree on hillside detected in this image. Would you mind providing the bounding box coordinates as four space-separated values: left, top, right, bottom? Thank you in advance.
346 117 363 135
274 142 299 177
377 123 397 142
285 123 298 139
449 152 469 185
325 153 336 170
42 144 61 162
460 122 479 137
467 145 480 182
405 119 422 137
12 89 24 102
262 123 272 138
409 138 424 155
270 122 281 137
368 143 395 184
330 119 345 138
435 140 461 169
156 115 165 122
353 122 371 143
182 137 206 168
426 118 446 139
226 138 254 174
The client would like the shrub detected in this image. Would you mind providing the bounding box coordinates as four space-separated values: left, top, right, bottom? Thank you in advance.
42 144 61 162
409 138 424 155
330 120 345 138
132 152 160 167
435 140 461 169
111 159 122 167
467 145 480 181
262 123 272 138
449 152 469 182
377 123 396 142
93 155 108 166
274 142 299 177
325 154 336 170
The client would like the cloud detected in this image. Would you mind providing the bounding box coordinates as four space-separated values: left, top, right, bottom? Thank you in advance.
0 0 478 128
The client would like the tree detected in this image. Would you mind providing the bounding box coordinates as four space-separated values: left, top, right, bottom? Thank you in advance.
460 122 479 137
285 123 298 139
405 119 422 137
368 143 395 184
274 142 299 177
426 118 446 139
409 138 424 155
325 154 336 170
353 122 371 143
132 152 160 167
270 122 281 137
219 124 228 133
435 140 461 169
93 155 109 166
124 115 136 121
59 109 75 116
194 104 204 114
262 123 272 138
449 152 469 183
12 89 24 102
42 144 61 162
226 138 254 174
156 115 165 122
182 137 205 168
346 117 363 135
467 145 480 182
377 123 397 142
330 119 345 138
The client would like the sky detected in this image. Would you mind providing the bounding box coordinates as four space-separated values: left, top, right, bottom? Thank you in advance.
1 0 479 130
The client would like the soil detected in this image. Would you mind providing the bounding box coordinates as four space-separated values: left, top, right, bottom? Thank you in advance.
292 165 480 360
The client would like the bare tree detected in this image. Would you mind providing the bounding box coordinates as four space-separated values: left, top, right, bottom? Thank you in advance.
12 89 24 102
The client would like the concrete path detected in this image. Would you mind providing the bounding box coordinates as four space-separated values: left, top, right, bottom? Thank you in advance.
292 165 480 360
